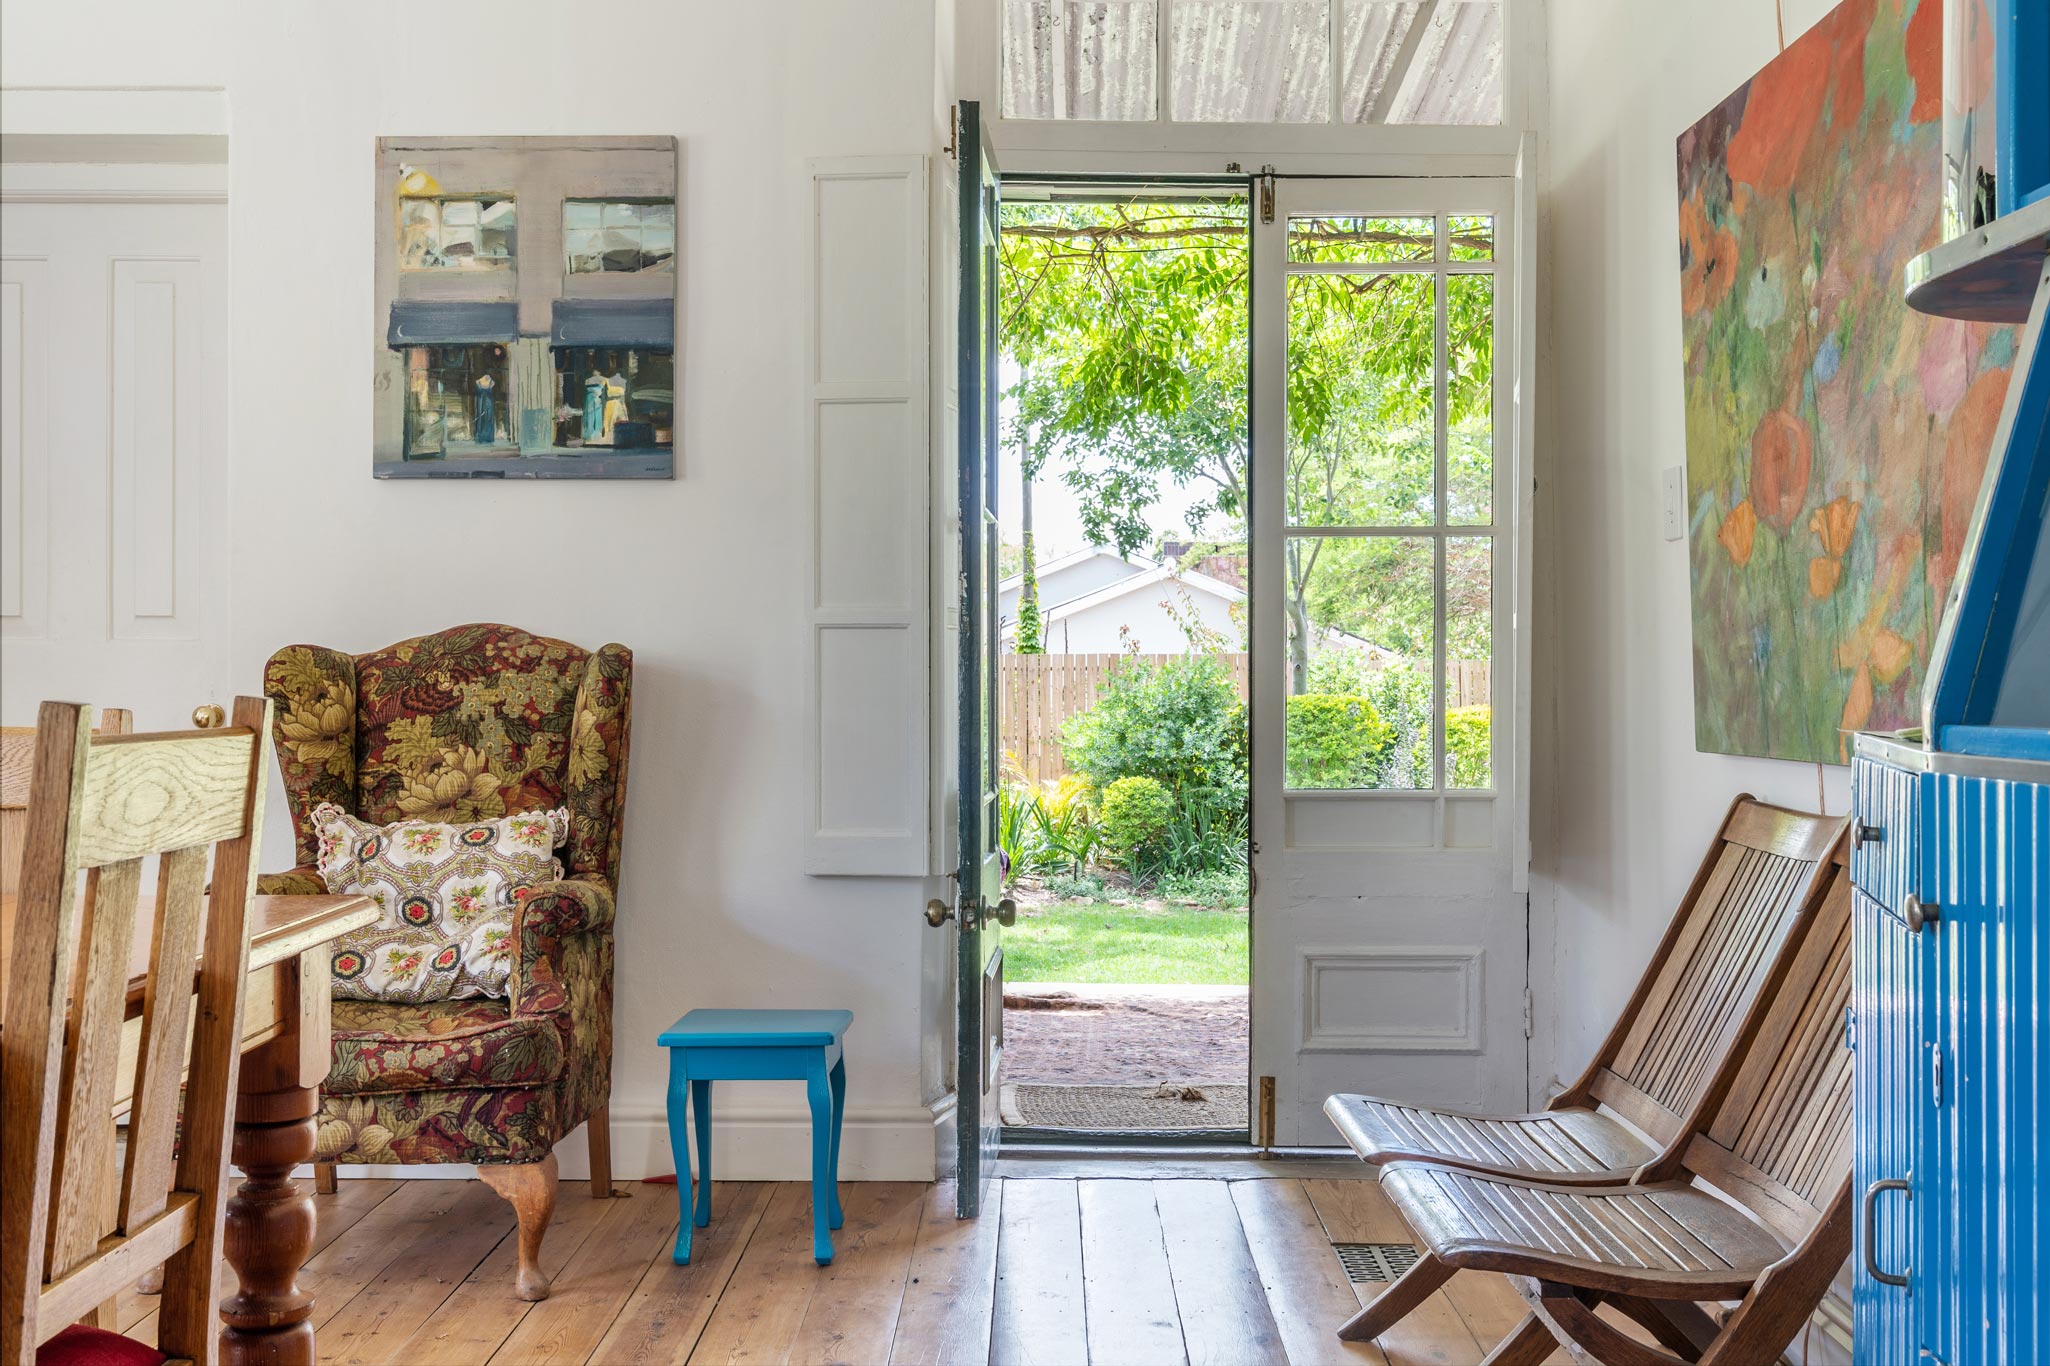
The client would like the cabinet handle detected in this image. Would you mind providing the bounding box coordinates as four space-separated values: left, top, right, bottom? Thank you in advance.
1904 894 1942 934
1851 821 1883 851
1862 1179 1911 1288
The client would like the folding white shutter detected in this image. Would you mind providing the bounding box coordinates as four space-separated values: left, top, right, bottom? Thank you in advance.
803 157 933 875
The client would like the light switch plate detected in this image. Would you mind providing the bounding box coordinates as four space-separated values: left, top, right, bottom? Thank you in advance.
1661 464 1687 542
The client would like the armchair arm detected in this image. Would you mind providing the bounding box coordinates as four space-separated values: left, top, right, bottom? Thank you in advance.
510 877 615 1017
256 865 329 897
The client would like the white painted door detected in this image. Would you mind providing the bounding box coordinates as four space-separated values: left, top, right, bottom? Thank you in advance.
1 193 230 725
1249 178 1527 1143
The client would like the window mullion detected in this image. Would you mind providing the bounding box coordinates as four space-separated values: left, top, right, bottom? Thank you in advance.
1432 216 1450 793
1157 0 1172 125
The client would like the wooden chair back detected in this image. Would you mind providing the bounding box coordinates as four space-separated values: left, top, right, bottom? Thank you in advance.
0 698 271 1362
1563 796 1845 1152
0 711 130 895
1679 846 1855 1242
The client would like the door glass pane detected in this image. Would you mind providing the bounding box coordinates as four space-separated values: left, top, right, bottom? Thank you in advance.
1446 272 1493 524
1287 215 1433 264
1448 215 1494 261
1286 273 1436 527
1284 535 1434 790
1170 0 1331 123
1340 0 1503 126
1002 0 1159 120
1446 536 1491 788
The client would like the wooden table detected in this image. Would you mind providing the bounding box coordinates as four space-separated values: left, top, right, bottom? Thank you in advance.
1 890 375 1363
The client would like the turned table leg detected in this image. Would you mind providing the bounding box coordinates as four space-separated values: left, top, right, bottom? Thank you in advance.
218 1083 320 1365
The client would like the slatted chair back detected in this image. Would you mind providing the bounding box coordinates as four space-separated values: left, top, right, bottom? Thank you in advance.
1562 796 1844 1152
1677 847 1856 1243
0 712 130 896
0 698 271 1363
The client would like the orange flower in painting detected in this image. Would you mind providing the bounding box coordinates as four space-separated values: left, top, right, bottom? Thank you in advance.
1904 0 1942 123
1810 556 1843 598
1839 663 1876 763
1751 408 1813 532
1718 499 1759 567
1723 18 1834 195
1869 628 1913 684
1679 192 1739 318
1809 496 1861 558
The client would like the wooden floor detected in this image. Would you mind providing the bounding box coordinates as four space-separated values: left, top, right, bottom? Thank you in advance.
114 1173 1566 1365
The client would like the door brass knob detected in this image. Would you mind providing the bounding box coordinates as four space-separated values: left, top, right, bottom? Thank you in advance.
994 898 1017 927
1904 894 1941 934
924 899 955 927
191 703 225 729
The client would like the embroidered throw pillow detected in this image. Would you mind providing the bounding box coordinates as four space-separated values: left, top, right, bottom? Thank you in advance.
312 802 569 1002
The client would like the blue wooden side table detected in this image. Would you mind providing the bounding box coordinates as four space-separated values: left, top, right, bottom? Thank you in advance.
658 1008 851 1266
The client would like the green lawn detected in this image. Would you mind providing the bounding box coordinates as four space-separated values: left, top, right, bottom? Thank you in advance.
1002 902 1249 985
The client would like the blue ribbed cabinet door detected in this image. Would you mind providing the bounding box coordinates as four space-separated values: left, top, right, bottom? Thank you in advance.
1852 883 1918 1363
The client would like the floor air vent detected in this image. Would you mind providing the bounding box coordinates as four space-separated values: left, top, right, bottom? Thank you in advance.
1333 1242 1422 1283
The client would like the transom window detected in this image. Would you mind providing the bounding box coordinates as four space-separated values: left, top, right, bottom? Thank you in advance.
1000 0 1502 125
397 198 516 270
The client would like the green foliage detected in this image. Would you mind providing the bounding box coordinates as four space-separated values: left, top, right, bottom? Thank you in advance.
1059 655 1248 807
1446 705 1492 788
1014 537 1045 654
1366 665 1435 789
999 773 1099 881
998 781 1035 885
1098 776 1174 868
1155 868 1249 909
1158 788 1249 875
1043 871 1109 901
1284 694 1396 789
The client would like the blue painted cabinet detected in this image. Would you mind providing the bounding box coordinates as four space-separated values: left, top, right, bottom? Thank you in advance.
1851 741 2050 1366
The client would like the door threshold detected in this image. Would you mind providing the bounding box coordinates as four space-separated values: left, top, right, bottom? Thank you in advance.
993 1142 1367 1181
1002 1125 1249 1147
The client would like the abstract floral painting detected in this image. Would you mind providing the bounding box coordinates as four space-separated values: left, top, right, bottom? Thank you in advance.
1677 0 2014 762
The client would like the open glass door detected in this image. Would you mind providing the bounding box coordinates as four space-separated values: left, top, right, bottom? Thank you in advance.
955 100 1009 1216
1249 178 1528 1142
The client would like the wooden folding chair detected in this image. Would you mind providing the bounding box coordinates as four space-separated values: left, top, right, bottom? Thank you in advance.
1342 848 1855 1364
1 698 272 1364
1326 796 1845 1185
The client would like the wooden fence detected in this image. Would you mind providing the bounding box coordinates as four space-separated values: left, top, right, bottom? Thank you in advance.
1000 652 1488 784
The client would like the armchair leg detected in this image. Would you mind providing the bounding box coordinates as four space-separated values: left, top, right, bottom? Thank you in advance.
588 1104 614 1198
1335 1252 1455 1341
479 1153 559 1301
314 1163 338 1195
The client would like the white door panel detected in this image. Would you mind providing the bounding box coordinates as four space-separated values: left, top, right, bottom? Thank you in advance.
1 197 229 725
1250 178 1526 1143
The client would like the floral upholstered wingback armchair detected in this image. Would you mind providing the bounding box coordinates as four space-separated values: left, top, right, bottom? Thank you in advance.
259 623 631 1301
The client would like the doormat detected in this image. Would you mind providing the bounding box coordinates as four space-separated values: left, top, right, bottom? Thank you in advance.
1333 1242 1422 1283
1000 1083 1248 1131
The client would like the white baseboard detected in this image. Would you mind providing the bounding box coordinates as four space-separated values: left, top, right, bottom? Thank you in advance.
304 1100 951 1184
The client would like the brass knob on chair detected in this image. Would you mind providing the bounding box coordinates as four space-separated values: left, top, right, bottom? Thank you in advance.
191 703 226 729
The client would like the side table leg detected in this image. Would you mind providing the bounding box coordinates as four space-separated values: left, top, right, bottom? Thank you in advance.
666 1051 694 1265
826 1056 846 1229
806 1059 835 1265
218 1084 319 1366
691 1077 713 1228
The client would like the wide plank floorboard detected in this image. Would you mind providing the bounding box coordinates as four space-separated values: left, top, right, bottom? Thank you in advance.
132 1172 1541 1365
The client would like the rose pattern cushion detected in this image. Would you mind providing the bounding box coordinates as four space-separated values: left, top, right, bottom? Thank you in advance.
313 801 568 1002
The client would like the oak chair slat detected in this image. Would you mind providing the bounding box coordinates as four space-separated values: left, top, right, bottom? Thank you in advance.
1326 796 1846 1189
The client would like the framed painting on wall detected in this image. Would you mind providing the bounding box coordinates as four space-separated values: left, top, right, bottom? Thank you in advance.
1676 0 2014 762
373 136 678 479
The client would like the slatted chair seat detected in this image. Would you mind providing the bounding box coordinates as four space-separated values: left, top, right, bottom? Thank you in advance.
1326 797 1844 1187
1325 1098 1655 1184
1343 851 1856 1366
1377 1165 1789 1300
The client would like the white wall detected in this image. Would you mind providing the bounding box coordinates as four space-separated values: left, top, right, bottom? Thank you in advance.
1531 0 1854 1099
5 0 949 1180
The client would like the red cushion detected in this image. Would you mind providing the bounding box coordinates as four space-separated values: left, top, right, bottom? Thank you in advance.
36 1325 166 1366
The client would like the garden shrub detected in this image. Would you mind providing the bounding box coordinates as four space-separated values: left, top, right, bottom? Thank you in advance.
1365 664 1433 789
1060 656 1247 806
1045 871 1108 901
1157 868 1250 908
1098 775 1174 869
1284 694 1395 788
1159 786 1249 874
1446 705 1492 788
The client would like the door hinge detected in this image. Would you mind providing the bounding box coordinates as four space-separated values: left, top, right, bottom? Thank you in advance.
1844 1005 1857 1052
1258 166 1277 224
944 105 958 158
1522 988 1533 1039
1931 1046 1943 1108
